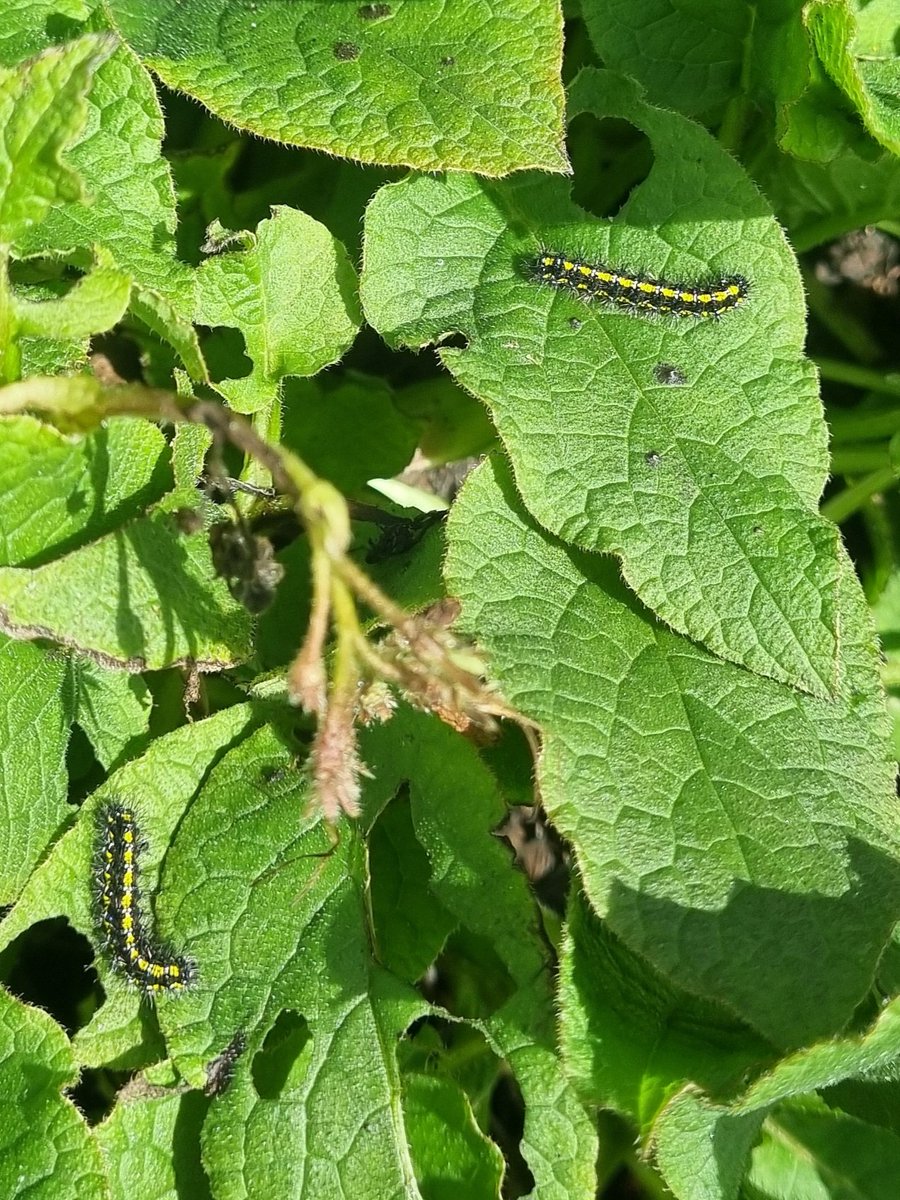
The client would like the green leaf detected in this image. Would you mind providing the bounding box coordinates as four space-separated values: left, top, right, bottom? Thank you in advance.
13 41 195 311
0 2 96 68
559 886 773 1131
195 206 362 413
361 709 549 992
10 270 102 377
169 421 213 504
0 703 257 1067
0 414 170 566
368 794 457 984
746 1095 900 1200
0 393 250 670
0 504 251 672
874 570 900 758
651 1090 765 1200
363 67 840 697
281 372 417 493
824 1076 900 1140
444 454 899 1048
130 286 206 382
235 154 399 264
774 65 866 166
735 998 900 1112
13 251 131 341
0 635 73 903
757 140 900 250
579 0 750 122
74 658 152 771
651 992 900 1197
748 3 855 163
254 538 313 671
365 517 447 614
151 723 428 1200
874 567 900 644
0 34 115 249
0 988 106 1200
96 1091 210 1200
394 376 496 465
19 323 88 379
809 0 900 158
106 0 568 175
361 707 598 1200
9 39 205 378
656 1087 900 1200
403 1074 505 1200
563 846 900 1197
563 5 900 249
577 0 868 166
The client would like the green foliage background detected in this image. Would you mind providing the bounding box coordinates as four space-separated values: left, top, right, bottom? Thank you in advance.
2 1 900 1197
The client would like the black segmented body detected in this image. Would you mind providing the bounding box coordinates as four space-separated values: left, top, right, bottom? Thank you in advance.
526 252 749 318
94 802 194 994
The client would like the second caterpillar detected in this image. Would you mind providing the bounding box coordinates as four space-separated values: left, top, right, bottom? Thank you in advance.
93 801 195 994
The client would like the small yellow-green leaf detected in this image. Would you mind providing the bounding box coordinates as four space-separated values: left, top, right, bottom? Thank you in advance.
809 0 900 158
196 206 361 413
0 34 114 247
13 252 131 341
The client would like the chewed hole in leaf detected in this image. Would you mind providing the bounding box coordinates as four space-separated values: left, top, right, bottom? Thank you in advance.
568 114 652 220
200 326 253 383
252 1009 312 1099
1 916 98 1035
422 930 516 1020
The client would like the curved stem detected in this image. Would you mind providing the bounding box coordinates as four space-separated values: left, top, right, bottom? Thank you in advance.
821 466 898 524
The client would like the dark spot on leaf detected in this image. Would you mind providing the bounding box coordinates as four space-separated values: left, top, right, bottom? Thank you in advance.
357 3 390 18
440 55 455 67
568 317 583 331
654 362 686 385
333 41 360 60
261 764 288 785
645 451 662 467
